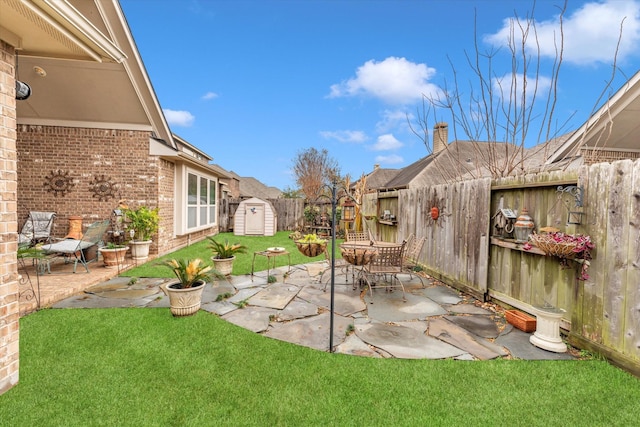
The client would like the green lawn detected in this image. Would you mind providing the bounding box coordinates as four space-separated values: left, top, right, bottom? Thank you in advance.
2 308 640 426
122 231 339 278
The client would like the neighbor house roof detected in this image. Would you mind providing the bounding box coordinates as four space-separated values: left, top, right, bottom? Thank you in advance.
227 172 282 199
379 140 523 191
546 69 640 165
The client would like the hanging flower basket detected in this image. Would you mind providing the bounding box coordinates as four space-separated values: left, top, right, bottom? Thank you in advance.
295 241 327 257
529 234 577 258
340 247 377 266
526 232 595 280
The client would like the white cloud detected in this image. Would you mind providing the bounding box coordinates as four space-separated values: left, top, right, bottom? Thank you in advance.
375 154 404 165
202 92 219 100
485 0 640 65
376 109 410 133
319 130 368 143
328 57 440 105
370 134 403 151
163 109 195 127
492 73 552 105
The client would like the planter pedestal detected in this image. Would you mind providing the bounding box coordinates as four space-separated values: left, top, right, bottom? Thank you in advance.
530 306 567 353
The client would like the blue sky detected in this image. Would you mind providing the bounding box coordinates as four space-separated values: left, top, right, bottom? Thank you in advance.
120 0 640 191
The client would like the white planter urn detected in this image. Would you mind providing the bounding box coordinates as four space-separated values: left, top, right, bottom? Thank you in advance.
129 240 152 261
530 306 567 353
162 281 206 317
211 256 235 276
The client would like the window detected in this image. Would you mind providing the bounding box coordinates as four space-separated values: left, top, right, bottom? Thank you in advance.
187 171 217 230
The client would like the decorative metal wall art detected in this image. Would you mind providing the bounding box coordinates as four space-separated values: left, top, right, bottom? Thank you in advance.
43 169 74 197
89 175 118 201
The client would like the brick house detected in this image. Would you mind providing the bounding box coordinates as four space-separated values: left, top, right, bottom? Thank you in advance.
1 0 229 394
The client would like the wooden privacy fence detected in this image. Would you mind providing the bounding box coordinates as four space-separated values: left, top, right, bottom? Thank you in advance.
365 160 640 373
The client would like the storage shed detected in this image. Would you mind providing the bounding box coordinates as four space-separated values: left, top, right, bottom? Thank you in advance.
233 197 277 236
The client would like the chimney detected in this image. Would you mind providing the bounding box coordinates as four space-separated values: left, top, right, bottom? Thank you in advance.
374 164 380 170
433 122 448 154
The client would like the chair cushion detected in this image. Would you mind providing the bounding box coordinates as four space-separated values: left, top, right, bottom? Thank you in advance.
41 239 89 253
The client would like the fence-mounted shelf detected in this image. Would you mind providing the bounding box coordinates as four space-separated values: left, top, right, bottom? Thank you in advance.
378 220 397 226
490 236 546 256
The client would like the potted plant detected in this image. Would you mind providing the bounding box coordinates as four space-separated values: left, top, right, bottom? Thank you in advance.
295 233 327 257
124 205 160 261
160 258 224 317
98 242 129 269
207 237 248 276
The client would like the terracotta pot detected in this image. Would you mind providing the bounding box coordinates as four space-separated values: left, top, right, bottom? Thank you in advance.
212 256 235 276
98 246 129 268
162 280 206 317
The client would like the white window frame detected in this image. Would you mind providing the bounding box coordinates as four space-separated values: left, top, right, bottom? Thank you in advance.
176 166 218 234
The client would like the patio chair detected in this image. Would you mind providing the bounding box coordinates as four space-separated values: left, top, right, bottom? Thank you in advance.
402 235 426 288
321 231 371 289
40 220 110 273
18 211 56 248
363 242 406 303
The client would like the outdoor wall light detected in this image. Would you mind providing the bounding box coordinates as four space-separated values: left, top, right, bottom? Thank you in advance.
15 80 31 100
33 66 47 77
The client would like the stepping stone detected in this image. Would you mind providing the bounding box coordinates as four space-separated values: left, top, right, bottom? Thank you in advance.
298 285 365 317
264 312 352 351
202 281 236 304
446 303 494 315
419 286 462 305
201 300 238 316
277 299 318 321
305 263 326 277
429 317 507 360
496 327 575 360
365 292 446 322
88 288 161 299
445 315 500 339
222 306 277 333
228 288 261 304
356 323 466 359
52 293 155 309
335 334 381 357
249 283 300 309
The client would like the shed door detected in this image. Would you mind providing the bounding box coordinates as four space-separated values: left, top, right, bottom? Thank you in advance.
245 204 265 235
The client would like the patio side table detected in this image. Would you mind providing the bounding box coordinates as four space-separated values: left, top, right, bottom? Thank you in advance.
251 250 291 281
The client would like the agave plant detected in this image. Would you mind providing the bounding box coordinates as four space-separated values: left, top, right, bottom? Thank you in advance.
162 258 223 289
207 238 248 260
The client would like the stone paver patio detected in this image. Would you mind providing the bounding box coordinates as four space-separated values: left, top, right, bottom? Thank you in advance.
50 260 575 361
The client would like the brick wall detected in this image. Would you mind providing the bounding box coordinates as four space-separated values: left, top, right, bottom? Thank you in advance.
0 40 19 395
17 126 162 249
17 125 218 256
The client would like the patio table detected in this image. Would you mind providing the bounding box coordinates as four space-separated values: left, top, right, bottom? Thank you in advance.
251 249 291 281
